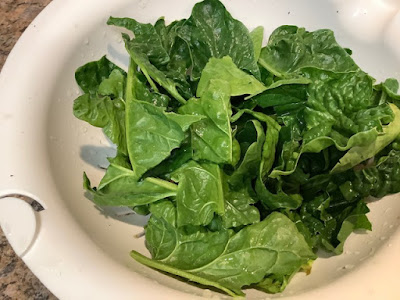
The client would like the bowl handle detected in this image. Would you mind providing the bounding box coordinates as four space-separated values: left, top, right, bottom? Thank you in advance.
0 196 38 257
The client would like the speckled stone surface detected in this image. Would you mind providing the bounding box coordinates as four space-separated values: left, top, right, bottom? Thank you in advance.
0 1 57 299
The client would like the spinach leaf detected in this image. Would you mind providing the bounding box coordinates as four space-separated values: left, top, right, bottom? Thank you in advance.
381 78 400 106
259 25 358 77
229 120 265 187
75 55 126 94
178 0 260 80
126 99 201 179
123 38 187 104
129 68 170 107
73 57 128 154
222 184 260 228
149 199 177 226
248 111 303 210
321 201 371 254
250 26 264 61
179 79 233 164
253 82 308 109
339 148 400 200
83 168 177 206
154 18 194 99
145 214 230 268
270 69 395 177
173 161 225 227
332 104 400 173
144 142 193 179
132 212 316 296
196 56 266 98
107 17 170 68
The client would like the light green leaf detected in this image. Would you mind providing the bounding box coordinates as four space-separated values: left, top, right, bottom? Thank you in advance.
250 26 264 61
332 103 400 173
197 56 266 98
83 169 177 207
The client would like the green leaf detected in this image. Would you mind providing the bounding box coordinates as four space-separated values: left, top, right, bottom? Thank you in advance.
75 56 126 94
164 113 205 131
122 34 187 104
83 167 177 206
196 56 266 98
130 251 238 297
126 99 200 179
73 63 127 154
173 161 225 227
332 104 400 173
229 120 265 187
144 142 193 179
133 212 316 296
129 68 170 107
321 201 371 255
222 184 260 228
107 17 169 68
345 148 400 199
381 78 400 101
98 69 126 99
244 110 281 177
149 200 177 227
237 111 303 210
178 0 260 80
145 214 230 269
255 273 295 294
250 26 264 61
259 25 358 77
270 69 395 178
253 81 308 109
180 80 233 164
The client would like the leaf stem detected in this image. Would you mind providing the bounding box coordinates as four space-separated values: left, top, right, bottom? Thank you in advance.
130 250 240 297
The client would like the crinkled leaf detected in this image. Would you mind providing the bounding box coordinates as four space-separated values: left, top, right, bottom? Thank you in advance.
122 34 187 104
73 63 127 154
178 0 260 80
75 56 126 94
259 25 358 77
332 104 400 173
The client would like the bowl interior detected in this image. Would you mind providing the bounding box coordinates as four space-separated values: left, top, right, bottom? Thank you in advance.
43 0 400 298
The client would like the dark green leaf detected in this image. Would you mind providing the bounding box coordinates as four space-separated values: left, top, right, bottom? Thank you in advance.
75 56 126 94
259 26 358 77
178 0 260 80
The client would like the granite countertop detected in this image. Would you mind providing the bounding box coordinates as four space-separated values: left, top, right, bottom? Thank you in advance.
0 1 56 299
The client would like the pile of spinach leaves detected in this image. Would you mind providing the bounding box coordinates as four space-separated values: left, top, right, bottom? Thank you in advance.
73 0 400 296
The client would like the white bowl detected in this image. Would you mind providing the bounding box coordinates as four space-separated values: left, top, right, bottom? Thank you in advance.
1 0 400 299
